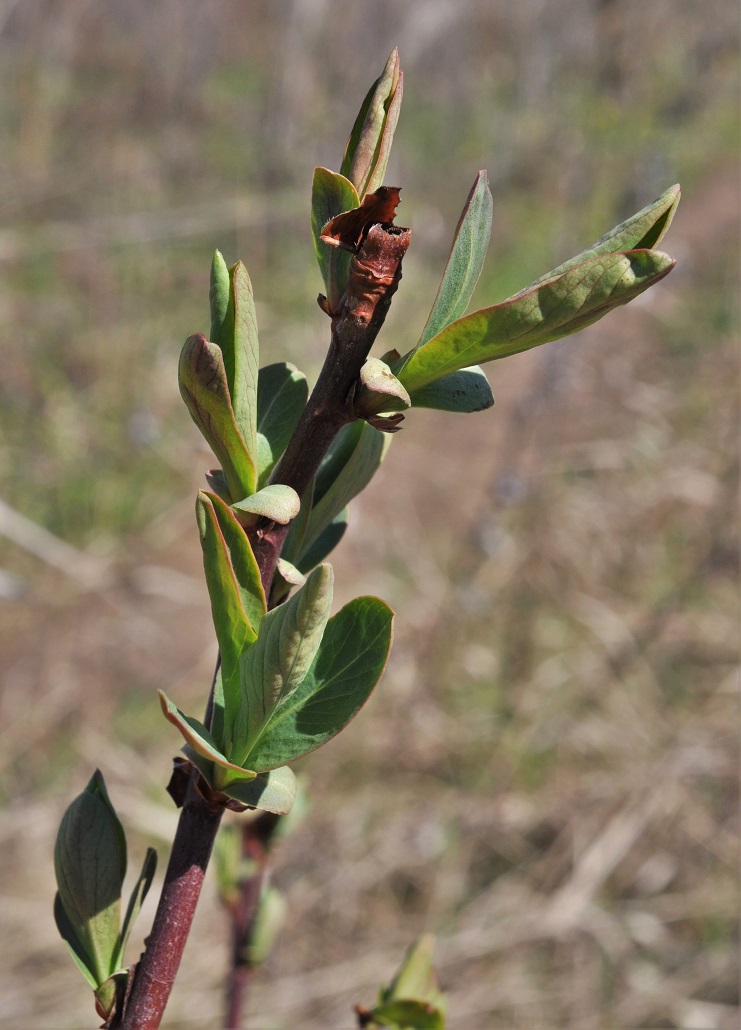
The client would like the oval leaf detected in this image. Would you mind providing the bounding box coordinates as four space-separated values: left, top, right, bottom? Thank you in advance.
311 167 359 311
408 365 494 413
243 596 393 771
232 564 334 765
397 249 676 392
232 484 301 525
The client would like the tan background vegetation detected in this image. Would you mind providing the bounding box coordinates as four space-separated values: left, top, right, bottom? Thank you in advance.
0 2 738 1027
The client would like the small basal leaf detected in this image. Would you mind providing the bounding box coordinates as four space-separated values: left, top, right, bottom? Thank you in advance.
256 362 308 485
415 170 493 351
311 167 359 312
218 764 297 815
54 770 126 987
232 484 301 525
408 365 494 413
232 565 334 765
243 596 393 771
179 334 257 501
397 249 676 393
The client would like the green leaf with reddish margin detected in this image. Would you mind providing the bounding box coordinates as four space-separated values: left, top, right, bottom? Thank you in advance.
256 362 308 486
158 690 255 777
218 765 297 815
179 334 257 500
409 365 494 413
243 596 393 771
54 770 126 987
396 249 676 393
341 48 403 199
232 565 334 766
415 170 493 351
311 167 359 312
302 422 389 556
196 491 266 744
513 184 681 299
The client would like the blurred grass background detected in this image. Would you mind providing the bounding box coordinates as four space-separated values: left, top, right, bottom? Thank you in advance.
0 2 738 1027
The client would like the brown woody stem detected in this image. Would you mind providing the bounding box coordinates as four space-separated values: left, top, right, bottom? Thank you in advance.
121 221 410 1030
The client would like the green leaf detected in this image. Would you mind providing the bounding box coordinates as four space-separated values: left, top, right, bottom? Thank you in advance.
158 690 255 778
53 892 99 990
241 885 287 967
311 167 359 312
231 484 301 526
196 491 266 739
397 249 676 393
369 1000 445 1030
179 334 257 500
295 508 348 574
232 565 334 765
341 48 403 198
243 596 393 771
408 365 494 413
302 422 389 557
513 183 681 298
209 249 232 348
256 362 308 485
379 935 444 1009
354 357 411 418
218 764 297 815
415 170 493 351
228 261 260 462
116 847 157 968
54 770 126 987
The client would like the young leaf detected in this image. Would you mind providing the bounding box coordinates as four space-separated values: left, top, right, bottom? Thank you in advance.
231 484 301 525
54 770 126 987
227 261 260 462
341 48 403 199
243 596 393 771
512 183 681 298
396 249 676 393
311 167 359 311
295 508 348 574
158 690 255 777
218 764 297 815
209 249 231 347
116 847 157 968
256 362 308 486
353 357 411 418
408 365 494 413
302 422 389 556
231 564 334 765
179 334 257 501
53 893 99 990
368 1000 445 1030
196 491 266 733
415 170 493 351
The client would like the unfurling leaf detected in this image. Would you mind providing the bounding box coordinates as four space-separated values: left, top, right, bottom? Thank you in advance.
341 48 403 200
242 595 393 771
354 357 411 418
231 484 301 525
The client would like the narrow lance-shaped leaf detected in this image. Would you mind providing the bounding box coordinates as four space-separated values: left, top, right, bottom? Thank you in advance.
415 170 493 352
115 847 157 970
341 48 403 199
231 564 334 766
196 491 266 744
179 334 257 501
228 261 260 463
209 249 231 348
510 183 681 299
311 167 359 311
243 595 393 771
54 770 126 987
396 249 676 393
